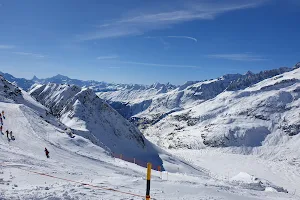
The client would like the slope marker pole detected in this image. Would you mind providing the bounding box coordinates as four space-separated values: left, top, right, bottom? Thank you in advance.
146 163 152 200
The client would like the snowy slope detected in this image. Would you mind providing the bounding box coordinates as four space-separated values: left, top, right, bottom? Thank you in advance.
0 77 297 199
28 83 164 166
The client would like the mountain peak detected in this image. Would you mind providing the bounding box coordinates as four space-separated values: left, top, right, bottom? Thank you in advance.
53 74 69 79
32 75 39 81
245 71 254 76
294 62 300 69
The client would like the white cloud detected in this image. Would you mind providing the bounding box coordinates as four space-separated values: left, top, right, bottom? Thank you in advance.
14 52 45 58
207 53 267 61
145 35 197 43
78 0 266 40
167 36 197 42
79 26 143 40
0 45 15 49
120 61 200 68
97 55 118 60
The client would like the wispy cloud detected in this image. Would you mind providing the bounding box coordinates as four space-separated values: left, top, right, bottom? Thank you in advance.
78 0 266 40
120 61 200 68
167 36 197 42
0 45 15 49
79 26 143 40
207 53 267 61
13 52 45 58
146 35 197 43
97 55 118 60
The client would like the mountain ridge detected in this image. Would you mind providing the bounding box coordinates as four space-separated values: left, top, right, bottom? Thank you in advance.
28 82 163 166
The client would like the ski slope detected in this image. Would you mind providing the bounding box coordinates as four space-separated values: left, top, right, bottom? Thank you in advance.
0 103 296 199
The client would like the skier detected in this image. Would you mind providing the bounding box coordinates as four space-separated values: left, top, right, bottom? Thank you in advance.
44 148 49 158
66 128 75 138
2 111 4 119
10 131 14 140
6 130 9 140
0 117 3 125
0 125 2 134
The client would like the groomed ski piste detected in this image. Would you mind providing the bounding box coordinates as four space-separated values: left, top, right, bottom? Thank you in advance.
0 76 298 199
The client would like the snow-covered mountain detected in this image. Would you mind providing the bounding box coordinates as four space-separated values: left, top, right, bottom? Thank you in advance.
98 66 295 130
143 66 300 161
31 74 177 93
0 71 174 93
0 71 35 91
0 75 162 163
28 83 163 165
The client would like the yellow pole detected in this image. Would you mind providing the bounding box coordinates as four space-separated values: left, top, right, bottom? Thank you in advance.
146 163 152 200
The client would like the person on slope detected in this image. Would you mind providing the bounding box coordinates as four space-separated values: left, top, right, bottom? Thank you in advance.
10 131 14 140
6 130 9 139
0 125 2 134
2 111 4 119
44 148 50 158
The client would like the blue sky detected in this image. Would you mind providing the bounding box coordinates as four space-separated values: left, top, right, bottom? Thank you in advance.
0 0 300 84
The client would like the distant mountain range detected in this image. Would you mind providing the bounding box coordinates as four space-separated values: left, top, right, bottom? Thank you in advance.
1 63 299 134
1 63 299 95
98 64 299 129
0 72 177 93
0 71 35 91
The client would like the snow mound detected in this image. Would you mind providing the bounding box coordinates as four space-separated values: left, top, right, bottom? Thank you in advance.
265 187 278 192
230 172 288 193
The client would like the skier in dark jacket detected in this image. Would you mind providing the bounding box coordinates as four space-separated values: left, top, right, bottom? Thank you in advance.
10 131 14 140
6 130 9 139
45 148 49 158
